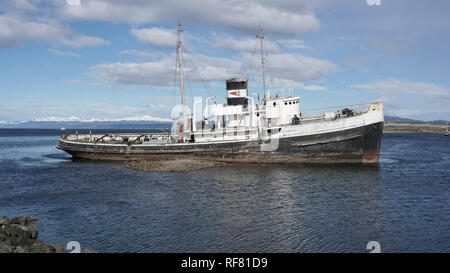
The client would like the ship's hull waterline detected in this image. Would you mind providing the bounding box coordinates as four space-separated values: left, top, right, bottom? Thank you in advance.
57 121 383 164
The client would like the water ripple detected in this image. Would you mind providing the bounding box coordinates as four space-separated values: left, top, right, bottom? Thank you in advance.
0 130 449 252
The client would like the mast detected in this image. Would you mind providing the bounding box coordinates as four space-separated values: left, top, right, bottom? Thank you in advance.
176 22 187 126
257 24 267 102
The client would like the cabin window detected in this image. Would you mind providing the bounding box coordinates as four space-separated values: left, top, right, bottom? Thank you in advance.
273 102 277 106
285 102 287 105
289 101 292 105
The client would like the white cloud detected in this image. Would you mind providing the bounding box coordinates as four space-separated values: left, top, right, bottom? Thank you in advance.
186 54 243 81
90 54 176 86
66 0 81 7
90 51 338 89
49 48 81 57
91 52 244 86
277 39 310 50
255 53 339 83
352 78 450 120
257 78 326 92
57 0 320 36
0 101 173 122
0 14 110 48
120 49 163 60
0 0 38 13
213 33 280 52
352 78 450 101
64 79 102 87
130 27 177 48
301 84 326 91
58 33 110 48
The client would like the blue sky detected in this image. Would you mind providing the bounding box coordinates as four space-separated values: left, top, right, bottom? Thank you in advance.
0 0 449 122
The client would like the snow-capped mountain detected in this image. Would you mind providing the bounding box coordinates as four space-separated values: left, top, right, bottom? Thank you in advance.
31 115 173 123
0 115 173 129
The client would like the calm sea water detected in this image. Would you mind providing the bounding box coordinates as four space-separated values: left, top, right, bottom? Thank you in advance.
0 129 449 253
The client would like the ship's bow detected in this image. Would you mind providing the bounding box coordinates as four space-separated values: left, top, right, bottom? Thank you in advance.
362 102 384 164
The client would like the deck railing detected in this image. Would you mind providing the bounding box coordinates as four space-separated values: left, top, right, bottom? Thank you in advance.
301 103 371 119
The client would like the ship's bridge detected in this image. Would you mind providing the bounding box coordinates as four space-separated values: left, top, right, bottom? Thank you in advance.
202 78 302 130
265 95 301 126
201 77 255 129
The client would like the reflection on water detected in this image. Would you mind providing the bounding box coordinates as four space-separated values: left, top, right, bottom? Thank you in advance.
0 130 449 252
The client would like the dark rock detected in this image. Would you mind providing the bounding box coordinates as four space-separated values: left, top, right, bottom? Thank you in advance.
14 246 30 253
29 244 55 253
0 216 9 225
2 225 29 246
25 216 38 225
16 225 32 239
33 239 44 245
10 216 26 226
0 232 7 242
55 243 66 253
0 243 12 253
0 216 95 253
25 223 39 239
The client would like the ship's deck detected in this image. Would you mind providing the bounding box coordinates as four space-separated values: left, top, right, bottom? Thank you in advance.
60 104 376 146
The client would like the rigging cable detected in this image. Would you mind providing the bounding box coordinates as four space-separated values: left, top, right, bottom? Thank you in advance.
182 44 217 104
185 62 194 109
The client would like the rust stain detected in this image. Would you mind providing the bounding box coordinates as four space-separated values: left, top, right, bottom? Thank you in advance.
362 150 380 164
70 151 366 164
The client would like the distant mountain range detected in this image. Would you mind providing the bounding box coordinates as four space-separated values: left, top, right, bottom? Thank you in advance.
0 116 173 129
0 115 447 129
384 115 448 124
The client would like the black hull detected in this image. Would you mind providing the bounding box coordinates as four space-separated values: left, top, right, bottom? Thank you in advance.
59 122 383 164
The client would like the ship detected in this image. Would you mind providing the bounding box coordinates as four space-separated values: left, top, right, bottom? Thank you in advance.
57 24 384 164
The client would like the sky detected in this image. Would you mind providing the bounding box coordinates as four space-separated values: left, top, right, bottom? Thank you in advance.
0 0 449 122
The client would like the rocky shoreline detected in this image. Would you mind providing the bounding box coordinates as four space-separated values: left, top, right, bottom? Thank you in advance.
0 216 95 253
